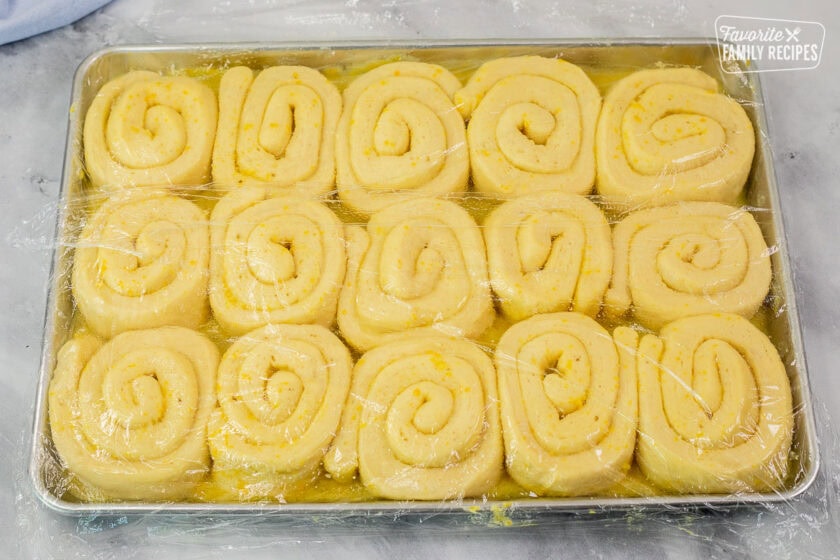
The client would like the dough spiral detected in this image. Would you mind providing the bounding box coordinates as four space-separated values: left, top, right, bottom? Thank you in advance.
455 56 601 197
495 313 637 495
212 66 342 195
48 327 218 500
484 192 612 321
595 68 755 207
605 201 771 330
209 188 346 335
335 62 469 216
337 197 494 352
208 324 352 497
324 335 503 500
635 313 793 493
83 71 217 189
72 189 209 338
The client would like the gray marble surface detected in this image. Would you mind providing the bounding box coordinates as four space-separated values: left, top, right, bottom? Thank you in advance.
1 0 838 558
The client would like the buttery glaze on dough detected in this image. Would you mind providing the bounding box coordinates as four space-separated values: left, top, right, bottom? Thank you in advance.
212 66 342 195
72 189 210 338
209 188 346 335
83 71 217 189
208 324 352 499
595 68 755 208
335 61 469 216
48 327 218 500
634 313 793 493
456 56 601 197
605 201 771 330
484 191 612 321
337 197 495 352
324 335 503 500
495 313 637 495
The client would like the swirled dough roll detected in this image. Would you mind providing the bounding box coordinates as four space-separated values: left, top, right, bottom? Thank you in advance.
335 62 469 216
324 335 503 500
212 66 342 195
72 189 209 338
83 71 217 189
208 324 352 497
605 202 771 330
595 68 755 207
495 313 637 495
48 327 218 500
209 188 346 335
485 192 612 321
337 198 494 352
455 56 601 197
635 313 793 493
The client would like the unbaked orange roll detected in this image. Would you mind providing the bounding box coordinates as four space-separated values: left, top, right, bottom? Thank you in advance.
72 189 209 338
337 198 494 352
605 202 771 330
495 313 637 495
83 71 217 189
209 188 346 335
324 335 503 500
48 327 218 500
335 62 469 216
208 324 352 498
455 56 601 197
596 68 755 208
484 192 612 321
212 66 342 195
635 313 793 493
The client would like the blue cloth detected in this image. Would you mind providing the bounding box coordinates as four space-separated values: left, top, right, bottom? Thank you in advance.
0 0 113 46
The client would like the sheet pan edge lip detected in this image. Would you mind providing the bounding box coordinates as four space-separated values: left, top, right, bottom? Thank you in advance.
29 489 805 516
67 36 720 55
31 38 818 516
27 38 109 515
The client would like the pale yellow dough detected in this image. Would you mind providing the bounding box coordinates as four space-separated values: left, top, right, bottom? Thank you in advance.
455 56 601 197
634 313 793 493
337 197 494 352
335 62 469 216
72 189 209 338
208 324 352 498
495 313 637 496
484 192 612 321
605 201 771 330
212 66 342 195
324 335 503 500
595 68 755 208
48 327 218 500
83 71 217 189
209 188 346 335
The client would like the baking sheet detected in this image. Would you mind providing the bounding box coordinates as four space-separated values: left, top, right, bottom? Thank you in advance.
27 39 819 515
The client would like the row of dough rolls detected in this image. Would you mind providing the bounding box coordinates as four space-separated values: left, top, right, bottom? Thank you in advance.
48 323 352 501
70 188 773 343
83 58 754 211
49 311 791 500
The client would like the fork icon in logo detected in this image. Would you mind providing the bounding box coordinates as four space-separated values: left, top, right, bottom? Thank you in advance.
786 27 802 42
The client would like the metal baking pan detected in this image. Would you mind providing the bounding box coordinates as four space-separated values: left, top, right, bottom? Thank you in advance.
28 39 819 516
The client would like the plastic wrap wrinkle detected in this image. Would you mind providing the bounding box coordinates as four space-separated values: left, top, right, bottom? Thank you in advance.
17 44 824 560
1 0 838 555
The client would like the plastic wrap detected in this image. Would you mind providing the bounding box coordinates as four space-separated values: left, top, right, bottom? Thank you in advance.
7 9 840 559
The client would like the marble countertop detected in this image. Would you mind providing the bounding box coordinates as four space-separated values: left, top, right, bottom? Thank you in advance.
1 0 838 557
